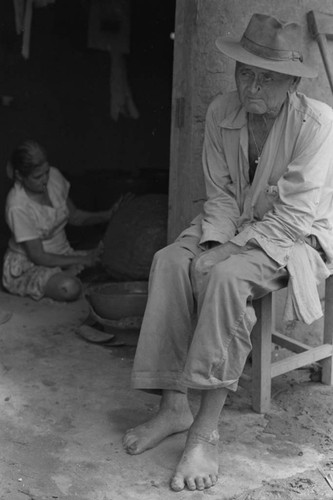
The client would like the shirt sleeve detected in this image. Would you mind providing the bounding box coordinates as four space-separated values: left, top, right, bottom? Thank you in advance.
49 167 70 205
200 101 240 245
231 114 333 265
6 206 39 243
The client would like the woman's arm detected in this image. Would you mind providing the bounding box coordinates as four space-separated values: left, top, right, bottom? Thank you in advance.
67 198 111 226
23 238 97 268
67 193 133 226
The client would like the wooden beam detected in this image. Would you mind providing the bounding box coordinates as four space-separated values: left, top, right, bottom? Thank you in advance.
168 0 200 242
322 275 333 384
251 294 274 413
307 10 333 93
272 331 310 353
271 344 333 378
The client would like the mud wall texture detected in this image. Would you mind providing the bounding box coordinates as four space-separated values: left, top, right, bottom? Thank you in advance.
168 0 333 241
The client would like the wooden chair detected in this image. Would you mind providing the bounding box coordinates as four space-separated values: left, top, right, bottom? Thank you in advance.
239 275 333 413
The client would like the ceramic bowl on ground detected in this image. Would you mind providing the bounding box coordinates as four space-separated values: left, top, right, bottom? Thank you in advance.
86 281 148 321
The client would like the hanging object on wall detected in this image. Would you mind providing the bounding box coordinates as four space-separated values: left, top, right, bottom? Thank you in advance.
88 0 139 121
13 0 55 60
13 0 25 34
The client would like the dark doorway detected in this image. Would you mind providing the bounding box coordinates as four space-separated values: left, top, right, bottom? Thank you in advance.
0 0 175 259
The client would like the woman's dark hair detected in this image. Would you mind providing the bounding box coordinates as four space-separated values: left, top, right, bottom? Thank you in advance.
10 140 47 178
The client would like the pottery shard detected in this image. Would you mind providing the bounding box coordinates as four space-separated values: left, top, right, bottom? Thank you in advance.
102 193 168 280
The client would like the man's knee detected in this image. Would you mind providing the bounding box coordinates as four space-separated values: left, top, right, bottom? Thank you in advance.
191 253 243 295
153 242 191 269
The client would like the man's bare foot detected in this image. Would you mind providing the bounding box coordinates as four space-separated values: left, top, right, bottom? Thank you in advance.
122 401 193 455
170 428 219 491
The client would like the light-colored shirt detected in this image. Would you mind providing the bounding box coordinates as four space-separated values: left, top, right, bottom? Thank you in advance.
6 166 72 256
181 90 333 323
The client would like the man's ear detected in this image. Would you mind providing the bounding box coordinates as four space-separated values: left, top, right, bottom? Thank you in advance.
14 170 23 183
290 76 301 93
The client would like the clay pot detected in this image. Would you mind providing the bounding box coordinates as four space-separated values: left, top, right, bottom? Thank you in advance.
86 281 148 320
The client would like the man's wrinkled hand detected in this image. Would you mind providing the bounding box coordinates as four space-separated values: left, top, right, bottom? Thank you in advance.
201 241 243 268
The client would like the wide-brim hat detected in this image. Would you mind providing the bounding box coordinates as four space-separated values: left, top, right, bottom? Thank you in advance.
216 13 317 78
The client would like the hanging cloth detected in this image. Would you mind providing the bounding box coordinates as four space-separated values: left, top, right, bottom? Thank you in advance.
88 0 139 121
13 0 55 59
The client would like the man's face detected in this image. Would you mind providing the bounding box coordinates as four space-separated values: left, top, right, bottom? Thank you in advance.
235 62 297 117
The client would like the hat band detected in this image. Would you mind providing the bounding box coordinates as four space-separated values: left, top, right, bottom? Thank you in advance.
241 35 303 63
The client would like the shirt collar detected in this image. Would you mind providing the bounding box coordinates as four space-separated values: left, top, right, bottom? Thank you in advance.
219 103 247 130
219 94 292 131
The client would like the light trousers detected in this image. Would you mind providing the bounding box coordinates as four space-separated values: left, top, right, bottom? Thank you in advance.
131 235 288 393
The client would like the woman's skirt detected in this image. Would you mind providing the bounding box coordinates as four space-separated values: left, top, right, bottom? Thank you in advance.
2 249 86 300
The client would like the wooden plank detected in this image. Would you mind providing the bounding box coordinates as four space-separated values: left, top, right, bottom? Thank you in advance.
307 11 333 93
168 0 199 242
307 10 333 38
272 331 310 353
271 344 333 378
239 373 251 392
251 294 274 413
322 275 333 384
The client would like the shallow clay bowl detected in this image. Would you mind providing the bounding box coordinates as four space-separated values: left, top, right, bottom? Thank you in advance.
86 281 148 320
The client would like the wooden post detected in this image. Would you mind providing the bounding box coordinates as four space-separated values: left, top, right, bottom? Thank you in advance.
168 0 200 243
251 294 274 413
322 275 333 384
307 10 333 94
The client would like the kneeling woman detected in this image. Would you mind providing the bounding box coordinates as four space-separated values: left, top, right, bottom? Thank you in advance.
3 140 117 302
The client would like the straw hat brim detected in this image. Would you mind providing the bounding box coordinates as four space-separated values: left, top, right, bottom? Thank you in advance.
216 38 318 78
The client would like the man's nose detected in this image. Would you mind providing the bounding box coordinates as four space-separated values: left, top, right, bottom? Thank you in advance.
249 75 262 92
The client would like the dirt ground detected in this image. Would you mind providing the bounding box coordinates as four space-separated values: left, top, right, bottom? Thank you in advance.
0 289 333 500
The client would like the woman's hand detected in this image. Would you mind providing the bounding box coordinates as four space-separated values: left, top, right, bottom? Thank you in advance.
108 192 135 218
80 245 103 268
67 193 135 227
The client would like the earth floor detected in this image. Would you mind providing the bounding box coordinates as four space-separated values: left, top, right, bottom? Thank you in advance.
0 290 332 500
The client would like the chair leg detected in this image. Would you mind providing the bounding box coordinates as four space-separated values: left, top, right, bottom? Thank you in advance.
251 294 274 413
322 275 333 385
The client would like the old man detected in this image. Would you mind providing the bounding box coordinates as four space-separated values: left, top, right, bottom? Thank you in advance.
123 13 333 492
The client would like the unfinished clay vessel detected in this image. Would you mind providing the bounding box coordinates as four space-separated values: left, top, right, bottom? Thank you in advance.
86 281 148 320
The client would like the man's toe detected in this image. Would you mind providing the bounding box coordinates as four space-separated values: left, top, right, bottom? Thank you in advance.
210 474 218 485
170 474 185 492
203 476 213 488
122 434 138 454
124 442 138 454
195 477 205 490
186 477 196 491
